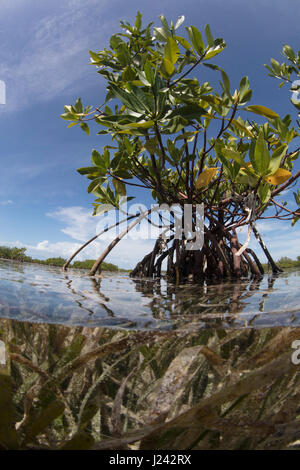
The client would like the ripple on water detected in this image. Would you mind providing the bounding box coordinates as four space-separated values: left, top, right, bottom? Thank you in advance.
0 259 300 330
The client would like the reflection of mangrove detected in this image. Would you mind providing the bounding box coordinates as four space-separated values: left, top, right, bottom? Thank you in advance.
0 259 24 274
63 274 115 317
0 260 284 329
62 272 281 328
131 275 278 327
1 318 300 450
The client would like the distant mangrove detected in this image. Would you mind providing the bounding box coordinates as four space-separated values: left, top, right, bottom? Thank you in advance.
0 245 122 271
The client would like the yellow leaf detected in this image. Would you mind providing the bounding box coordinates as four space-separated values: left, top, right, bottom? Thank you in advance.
265 168 291 185
195 168 218 189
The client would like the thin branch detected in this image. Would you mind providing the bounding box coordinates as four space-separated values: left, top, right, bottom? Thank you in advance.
89 208 154 276
169 52 207 88
62 213 138 271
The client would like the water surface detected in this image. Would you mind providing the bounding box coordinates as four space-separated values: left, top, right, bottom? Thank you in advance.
0 259 299 330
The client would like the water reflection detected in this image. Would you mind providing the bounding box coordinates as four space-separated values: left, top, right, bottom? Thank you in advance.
130 272 298 329
0 259 300 330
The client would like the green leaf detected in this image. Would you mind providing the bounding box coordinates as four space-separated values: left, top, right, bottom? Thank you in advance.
125 120 155 129
144 137 158 153
77 166 100 175
159 15 170 36
186 26 205 55
238 76 250 104
74 98 83 113
163 115 189 133
175 35 192 51
127 85 154 114
110 34 124 51
117 43 130 66
221 70 230 96
174 15 185 30
103 148 110 167
89 50 100 63
202 63 220 71
135 11 142 31
91 149 105 169
80 122 90 135
283 44 296 60
144 61 155 86
93 204 114 215
293 191 300 205
254 129 270 176
244 105 279 119
283 44 296 61
61 112 76 121
163 58 174 76
204 47 225 60
153 27 168 42
270 58 281 75
164 37 180 65
122 65 136 81
113 178 127 196
88 178 105 193
258 183 271 204
167 104 207 120
109 83 145 114
222 148 245 166
204 24 214 47
231 119 254 138
267 144 288 175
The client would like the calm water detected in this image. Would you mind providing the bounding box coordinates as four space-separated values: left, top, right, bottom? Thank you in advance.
0 259 300 330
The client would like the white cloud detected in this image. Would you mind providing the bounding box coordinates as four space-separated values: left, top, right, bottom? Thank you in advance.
0 200 13 206
0 0 112 112
47 206 98 242
46 205 165 243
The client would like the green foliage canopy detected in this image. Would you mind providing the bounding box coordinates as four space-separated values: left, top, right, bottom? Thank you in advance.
62 13 300 230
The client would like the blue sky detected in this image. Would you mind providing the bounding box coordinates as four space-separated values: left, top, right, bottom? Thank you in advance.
0 0 299 268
